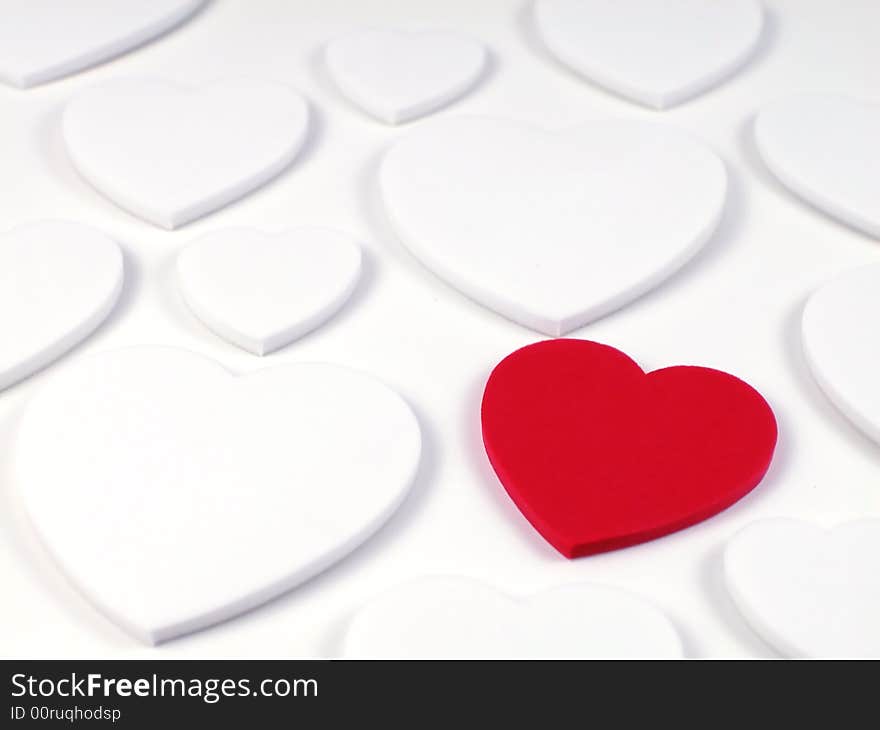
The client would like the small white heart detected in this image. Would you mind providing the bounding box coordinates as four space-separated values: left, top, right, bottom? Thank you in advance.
325 30 487 124
724 519 880 658
534 0 763 109
756 96 880 238
177 228 362 355
63 79 310 229
0 0 204 88
380 117 726 335
14 348 421 644
802 264 880 443
0 221 123 392
342 577 683 658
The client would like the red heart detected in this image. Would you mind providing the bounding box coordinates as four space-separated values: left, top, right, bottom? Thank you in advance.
481 339 777 558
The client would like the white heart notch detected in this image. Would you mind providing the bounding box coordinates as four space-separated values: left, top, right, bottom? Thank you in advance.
724 519 880 658
0 0 204 88
63 79 310 229
0 221 123 392
14 348 421 644
802 264 880 443
342 577 683 658
534 0 763 109
755 96 880 238
325 30 487 124
380 117 726 335
177 228 362 355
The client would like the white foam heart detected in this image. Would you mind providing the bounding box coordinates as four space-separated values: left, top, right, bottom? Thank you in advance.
342 576 683 658
724 519 880 658
755 96 880 238
325 30 487 124
62 79 310 229
534 0 763 109
0 221 123 392
177 228 362 355
0 0 204 88
14 348 421 644
380 117 726 335
802 264 880 442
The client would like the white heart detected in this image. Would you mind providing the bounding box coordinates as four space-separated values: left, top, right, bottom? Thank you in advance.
342 577 683 658
755 96 880 238
0 0 204 88
177 228 362 355
14 348 421 644
724 519 880 658
325 30 487 124
802 264 880 443
534 0 763 109
380 117 726 335
0 221 123 392
62 79 310 229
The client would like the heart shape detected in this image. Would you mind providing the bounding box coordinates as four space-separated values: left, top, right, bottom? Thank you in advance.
534 0 763 109
381 117 726 335
802 264 880 443
342 576 683 658
481 339 777 557
756 96 880 238
177 228 362 355
63 79 310 229
724 519 880 657
0 0 204 88
14 348 421 644
325 30 487 124
0 221 123 392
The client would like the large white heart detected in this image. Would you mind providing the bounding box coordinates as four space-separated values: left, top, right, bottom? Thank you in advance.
534 0 763 109
755 96 880 238
724 519 880 657
325 30 487 124
0 221 123 392
14 348 421 644
62 79 310 229
0 0 204 88
380 117 726 335
802 264 880 443
342 576 683 658
177 228 362 355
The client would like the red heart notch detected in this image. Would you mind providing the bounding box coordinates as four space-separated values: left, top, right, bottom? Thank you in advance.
481 340 777 558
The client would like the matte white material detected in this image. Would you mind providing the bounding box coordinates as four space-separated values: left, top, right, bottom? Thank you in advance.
380 117 726 335
325 30 487 124
755 96 880 238
343 577 683 658
534 0 763 109
62 79 310 229
724 519 880 658
3 0 879 662
177 228 362 355
0 221 123 392
14 348 421 644
802 264 880 443
0 0 204 88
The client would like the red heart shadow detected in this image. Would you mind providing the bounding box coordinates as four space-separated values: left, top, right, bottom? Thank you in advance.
481 339 777 558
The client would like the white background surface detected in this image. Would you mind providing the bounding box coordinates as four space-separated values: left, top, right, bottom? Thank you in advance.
1 0 878 659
